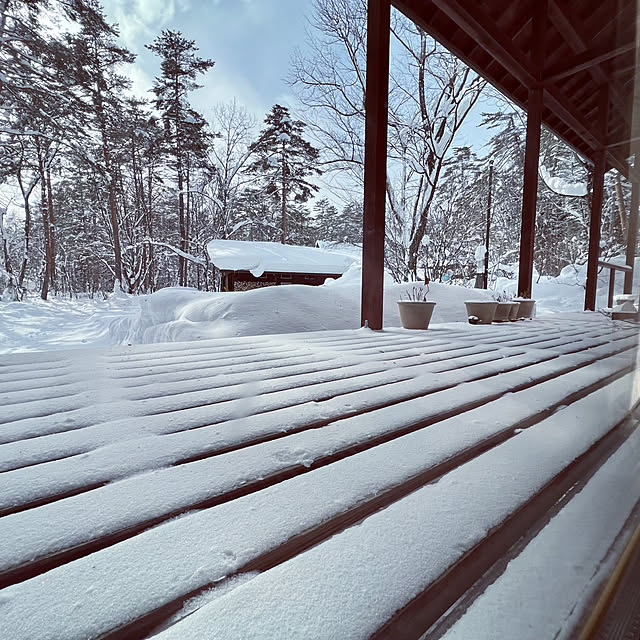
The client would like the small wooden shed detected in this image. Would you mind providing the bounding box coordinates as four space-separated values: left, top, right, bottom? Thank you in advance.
207 240 358 291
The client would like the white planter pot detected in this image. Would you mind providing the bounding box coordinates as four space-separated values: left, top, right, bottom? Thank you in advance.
509 302 520 321
397 301 437 329
464 301 498 324
493 302 513 322
514 298 536 319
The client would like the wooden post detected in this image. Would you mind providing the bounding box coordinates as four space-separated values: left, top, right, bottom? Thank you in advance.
517 87 543 298
608 269 616 308
483 160 493 288
517 0 546 299
361 0 390 330
624 147 639 293
584 150 606 309
585 87 609 310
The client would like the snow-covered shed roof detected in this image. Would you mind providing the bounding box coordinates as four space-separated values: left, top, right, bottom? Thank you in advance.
206 239 357 278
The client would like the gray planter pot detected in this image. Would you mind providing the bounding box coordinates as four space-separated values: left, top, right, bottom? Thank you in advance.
397 300 437 329
493 302 513 322
465 301 498 324
509 302 520 321
514 298 536 319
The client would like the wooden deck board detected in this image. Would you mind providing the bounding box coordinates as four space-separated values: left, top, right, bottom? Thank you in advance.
1 315 638 639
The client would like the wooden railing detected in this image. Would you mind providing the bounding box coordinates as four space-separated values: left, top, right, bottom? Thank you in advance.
597 260 634 308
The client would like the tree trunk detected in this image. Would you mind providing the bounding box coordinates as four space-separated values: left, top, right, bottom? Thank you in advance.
177 154 186 286
146 165 154 291
37 143 51 300
0 206 12 278
280 142 287 244
185 159 191 286
94 71 123 289
16 171 35 290
46 167 57 289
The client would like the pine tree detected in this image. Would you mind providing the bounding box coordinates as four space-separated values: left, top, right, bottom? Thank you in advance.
313 198 339 241
0 0 107 299
248 105 321 244
66 1 135 290
338 201 362 243
146 30 214 286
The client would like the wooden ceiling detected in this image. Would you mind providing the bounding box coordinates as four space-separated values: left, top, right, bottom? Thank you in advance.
392 0 640 178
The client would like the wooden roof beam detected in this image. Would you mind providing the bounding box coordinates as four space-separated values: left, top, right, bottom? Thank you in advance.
547 0 630 126
544 41 636 83
430 0 538 88
432 0 603 153
607 135 640 150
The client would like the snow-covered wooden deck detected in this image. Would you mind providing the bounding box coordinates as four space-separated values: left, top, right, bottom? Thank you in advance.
1 314 639 639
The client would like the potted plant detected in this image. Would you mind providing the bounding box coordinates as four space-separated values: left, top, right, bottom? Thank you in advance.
464 298 498 324
397 284 436 329
492 291 514 322
513 296 536 319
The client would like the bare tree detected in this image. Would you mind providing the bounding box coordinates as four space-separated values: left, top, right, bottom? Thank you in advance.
290 0 485 279
203 100 256 239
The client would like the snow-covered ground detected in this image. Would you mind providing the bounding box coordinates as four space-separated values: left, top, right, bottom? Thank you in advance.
2 317 637 640
1 257 639 639
1 259 638 354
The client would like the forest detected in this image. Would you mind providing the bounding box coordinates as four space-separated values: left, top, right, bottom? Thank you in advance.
0 0 634 300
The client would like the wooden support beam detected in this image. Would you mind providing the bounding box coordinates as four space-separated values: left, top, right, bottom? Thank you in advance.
547 0 630 129
431 0 603 153
585 88 609 311
518 87 543 299
606 135 640 149
517 1 546 299
361 0 390 330
624 23 640 291
432 0 537 87
624 156 639 292
606 150 640 183
585 150 606 310
544 41 636 83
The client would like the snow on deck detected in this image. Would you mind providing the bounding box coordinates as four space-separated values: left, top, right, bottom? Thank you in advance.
206 239 357 277
1 314 639 639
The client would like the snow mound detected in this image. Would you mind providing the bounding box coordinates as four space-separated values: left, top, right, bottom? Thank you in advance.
2 255 638 354
107 280 488 345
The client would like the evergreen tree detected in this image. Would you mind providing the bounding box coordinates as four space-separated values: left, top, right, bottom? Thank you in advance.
426 146 485 282
313 198 339 240
146 30 214 286
0 0 106 299
232 187 279 242
338 201 362 243
66 2 135 290
248 105 321 244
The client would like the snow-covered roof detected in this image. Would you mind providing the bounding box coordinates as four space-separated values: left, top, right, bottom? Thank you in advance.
207 239 358 278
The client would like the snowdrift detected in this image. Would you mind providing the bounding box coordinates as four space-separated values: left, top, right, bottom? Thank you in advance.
2 257 639 354
108 267 490 345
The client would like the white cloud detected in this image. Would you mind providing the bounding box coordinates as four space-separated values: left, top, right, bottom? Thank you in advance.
192 65 269 123
123 63 155 99
135 0 175 25
103 0 191 50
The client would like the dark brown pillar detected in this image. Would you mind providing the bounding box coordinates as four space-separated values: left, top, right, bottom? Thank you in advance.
585 87 609 310
624 149 639 293
361 0 390 329
584 149 606 310
517 0 546 299
517 87 543 298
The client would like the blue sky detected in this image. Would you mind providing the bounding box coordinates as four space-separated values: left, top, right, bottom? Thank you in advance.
101 0 495 147
102 0 315 121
